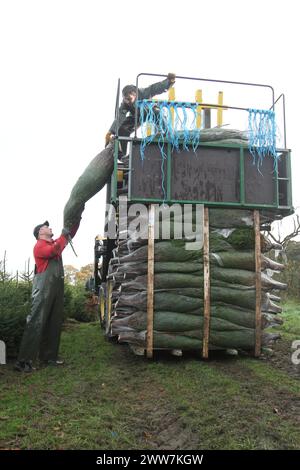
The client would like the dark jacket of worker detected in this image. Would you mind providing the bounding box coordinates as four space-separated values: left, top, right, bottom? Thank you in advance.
109 77 173 135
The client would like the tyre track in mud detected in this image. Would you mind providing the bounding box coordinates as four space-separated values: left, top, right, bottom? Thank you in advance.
113 340 300 449
110 344 200 450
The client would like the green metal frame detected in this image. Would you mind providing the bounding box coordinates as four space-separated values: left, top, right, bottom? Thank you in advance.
111 139 292 212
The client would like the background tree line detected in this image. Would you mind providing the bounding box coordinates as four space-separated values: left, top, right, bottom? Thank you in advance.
0 252 97 358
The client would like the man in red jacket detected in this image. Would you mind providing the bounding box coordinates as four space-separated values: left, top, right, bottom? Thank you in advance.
15 221 78 372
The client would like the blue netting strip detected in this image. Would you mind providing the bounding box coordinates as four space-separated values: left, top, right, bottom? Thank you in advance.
137 100 203 201
137 102 279 201
137 100 202 157
248 108 278 171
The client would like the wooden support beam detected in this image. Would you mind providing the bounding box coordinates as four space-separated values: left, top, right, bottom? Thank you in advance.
146 205 155 359
254 210 262 357
202 207 210 359
100 290 105 325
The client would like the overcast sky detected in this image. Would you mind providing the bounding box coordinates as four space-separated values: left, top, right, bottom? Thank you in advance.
0 0 299 274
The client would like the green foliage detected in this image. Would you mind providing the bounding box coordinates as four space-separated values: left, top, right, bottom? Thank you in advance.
280 301 300 338
0 279 97 359
0 281 30 357
286 241 300 262
64 284 97 323
227 228 255 250
267 241 300 300
278 260 300 300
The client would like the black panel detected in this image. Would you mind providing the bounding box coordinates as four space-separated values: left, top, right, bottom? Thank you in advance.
131 143 166 199
130 142 281 207
244 151 275 205
171 147 240 202
277 152 287 178
279 180 288 206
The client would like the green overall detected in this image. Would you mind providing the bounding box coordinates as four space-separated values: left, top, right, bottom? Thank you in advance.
18 257 64 362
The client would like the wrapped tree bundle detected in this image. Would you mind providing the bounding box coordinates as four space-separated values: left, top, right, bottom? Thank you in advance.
107 208 285 354
112 309 283 333
114 253 283 275
116 288 282 313
64 143 114 229
120 270 286 291
120 207 283 230
118 330 281 351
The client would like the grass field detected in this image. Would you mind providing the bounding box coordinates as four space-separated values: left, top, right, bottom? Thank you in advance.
1 301 299 450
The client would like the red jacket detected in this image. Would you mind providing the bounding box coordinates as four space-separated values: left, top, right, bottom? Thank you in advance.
34 224 79 273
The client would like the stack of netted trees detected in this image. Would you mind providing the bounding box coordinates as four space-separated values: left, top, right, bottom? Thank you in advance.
107 209 286 354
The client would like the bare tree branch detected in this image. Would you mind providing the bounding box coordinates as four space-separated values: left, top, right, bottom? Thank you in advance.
265 213 300 252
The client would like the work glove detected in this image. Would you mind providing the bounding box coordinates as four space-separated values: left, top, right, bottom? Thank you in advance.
105 132 115 147
61 228 71 240
167 72 176 85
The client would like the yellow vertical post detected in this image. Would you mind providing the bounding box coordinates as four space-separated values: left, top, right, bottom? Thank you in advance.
217 91 223 127
195 89 202 129
146 119 152 137
168 87 176 128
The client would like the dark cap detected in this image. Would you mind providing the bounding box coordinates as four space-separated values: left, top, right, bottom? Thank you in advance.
33 220 49 239
122 84 137 97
